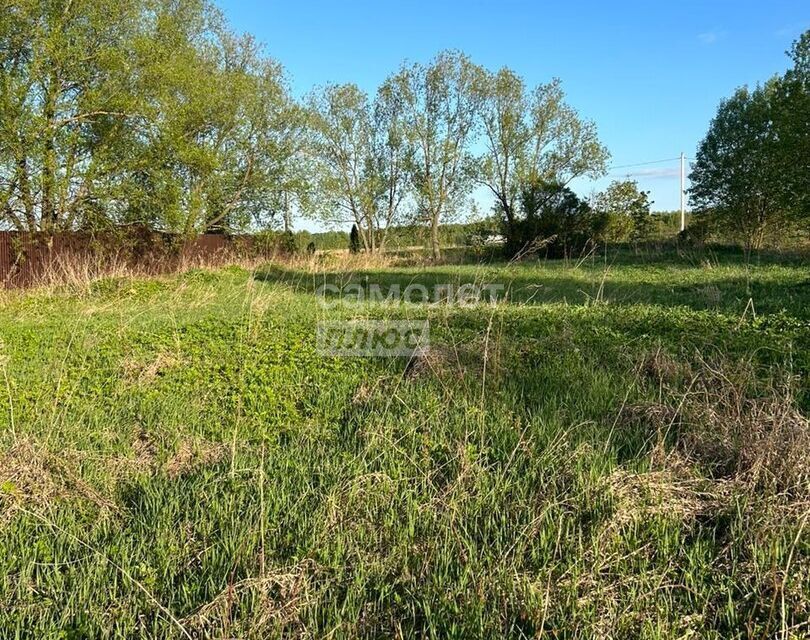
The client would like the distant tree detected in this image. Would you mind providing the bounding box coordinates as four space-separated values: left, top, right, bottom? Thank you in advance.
372 78 413 252
475 70 609 253
689 80 788 252
594 180 653 243
387 51 483 260
349 224 361 253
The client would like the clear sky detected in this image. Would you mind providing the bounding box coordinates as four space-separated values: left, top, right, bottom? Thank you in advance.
218 0 807 221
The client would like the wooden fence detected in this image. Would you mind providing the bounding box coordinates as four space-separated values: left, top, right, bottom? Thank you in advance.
0 230 270 288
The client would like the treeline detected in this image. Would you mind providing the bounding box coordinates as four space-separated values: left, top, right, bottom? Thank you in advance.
2 1 806 258
291 212 691 254
0 0 616 259
293 222 495 252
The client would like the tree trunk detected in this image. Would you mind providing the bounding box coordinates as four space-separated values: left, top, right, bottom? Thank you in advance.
430 212 441 261
282 193 292 233
16 153 35 231
41 73 59 232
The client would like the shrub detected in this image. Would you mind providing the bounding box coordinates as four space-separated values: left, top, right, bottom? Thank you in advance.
505 181 599 258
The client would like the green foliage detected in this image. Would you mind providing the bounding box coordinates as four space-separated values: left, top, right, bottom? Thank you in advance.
0 0 299 235
594 180 654 242
388 51 484 259
251 229 297 256
304 80 411 252
690 31 809 250
773 30 810 223
507 181 599 257
476 70 610 245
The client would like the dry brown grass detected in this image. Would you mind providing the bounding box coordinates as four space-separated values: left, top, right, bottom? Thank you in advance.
164 439 227 479
121 352 185 386
604 466 734 527
182 559 321 636
0 439 119 523
625 354 810 502
1 248 278 297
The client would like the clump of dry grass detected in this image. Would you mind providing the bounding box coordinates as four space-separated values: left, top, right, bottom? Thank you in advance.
121 352 185 386
0 431 227 527
111 431 226 479
637 346 686 385
182 559 321 636
680 366 810 499
627 355 810 502
164 439 226 479
403 345 454 380
3 246 276 296
0 439 119 523
603 466 734 527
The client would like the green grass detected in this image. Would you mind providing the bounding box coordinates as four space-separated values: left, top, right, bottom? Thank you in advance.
0 247 808 638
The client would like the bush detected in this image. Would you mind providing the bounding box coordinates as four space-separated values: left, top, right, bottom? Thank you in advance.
505 181 600 258
678 217 712 246
253 230 298 256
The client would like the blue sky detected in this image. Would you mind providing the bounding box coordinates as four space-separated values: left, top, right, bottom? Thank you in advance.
219 0 807 222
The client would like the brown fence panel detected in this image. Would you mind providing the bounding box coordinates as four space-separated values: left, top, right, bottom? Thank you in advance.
0 231 271 289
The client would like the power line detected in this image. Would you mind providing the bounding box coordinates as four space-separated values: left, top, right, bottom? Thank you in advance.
609 157 684 170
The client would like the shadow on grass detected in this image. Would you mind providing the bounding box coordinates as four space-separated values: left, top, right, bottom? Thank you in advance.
254 258 810 320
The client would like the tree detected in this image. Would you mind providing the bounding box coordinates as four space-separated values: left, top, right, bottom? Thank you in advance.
593 180 653 243
387 51 483 260
349 223 361 253
114 2 295 235
372 78 413 252
773 31 810 224
476 70 609 252
306 82 410 252
690 31 809 250
0 0 145 231
689 80 787 252
0 0 297 235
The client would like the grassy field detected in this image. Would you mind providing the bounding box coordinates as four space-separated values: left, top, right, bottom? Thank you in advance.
0 246 808 638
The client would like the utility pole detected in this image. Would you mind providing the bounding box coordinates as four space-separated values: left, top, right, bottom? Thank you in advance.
679 152 686 232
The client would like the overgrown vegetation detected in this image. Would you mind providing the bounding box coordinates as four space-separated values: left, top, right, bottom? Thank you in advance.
0 247 808 637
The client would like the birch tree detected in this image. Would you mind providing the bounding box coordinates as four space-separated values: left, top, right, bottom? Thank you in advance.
388 51 483 260
0 0 143 231
307 83 410 251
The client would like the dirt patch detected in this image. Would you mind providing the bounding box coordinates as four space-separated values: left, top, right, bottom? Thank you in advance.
164 439 226 479
121 351 184 385
132 429 158 471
